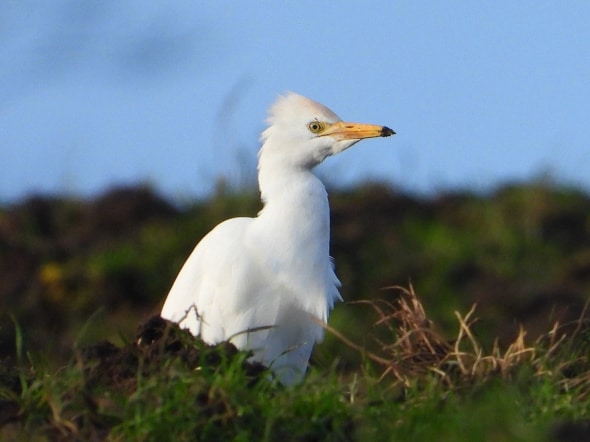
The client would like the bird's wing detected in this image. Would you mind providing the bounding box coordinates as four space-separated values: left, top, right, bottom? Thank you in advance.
161 215 332 384
161 217 257 343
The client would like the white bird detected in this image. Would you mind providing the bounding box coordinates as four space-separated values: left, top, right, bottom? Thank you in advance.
161 92 394 384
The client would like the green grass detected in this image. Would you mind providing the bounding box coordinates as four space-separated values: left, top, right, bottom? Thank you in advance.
1 350 583 441
1 290 588 441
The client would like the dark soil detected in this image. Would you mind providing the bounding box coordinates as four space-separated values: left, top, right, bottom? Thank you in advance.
80 316 266 393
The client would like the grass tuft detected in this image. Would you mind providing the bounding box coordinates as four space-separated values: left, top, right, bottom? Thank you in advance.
328 285 590 404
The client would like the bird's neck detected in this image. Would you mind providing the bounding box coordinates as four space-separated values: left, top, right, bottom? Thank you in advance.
256 154 330 251
254 150 338 322
257 154 325 205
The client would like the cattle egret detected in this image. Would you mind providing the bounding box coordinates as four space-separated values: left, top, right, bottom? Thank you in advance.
161 92 395 384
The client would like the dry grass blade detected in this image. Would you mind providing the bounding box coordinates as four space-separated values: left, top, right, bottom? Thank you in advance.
348 285 453 384
534 300 590 399
328 285 589 393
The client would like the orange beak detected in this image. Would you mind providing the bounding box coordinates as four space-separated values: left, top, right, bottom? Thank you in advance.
322 121 395 140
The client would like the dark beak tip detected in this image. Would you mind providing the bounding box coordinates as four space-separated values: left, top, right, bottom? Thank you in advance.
381 126 396 137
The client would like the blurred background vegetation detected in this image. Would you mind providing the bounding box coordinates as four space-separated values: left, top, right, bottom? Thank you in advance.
1 180 589 372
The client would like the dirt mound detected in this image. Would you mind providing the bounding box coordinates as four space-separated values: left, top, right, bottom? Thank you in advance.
80 316 267 392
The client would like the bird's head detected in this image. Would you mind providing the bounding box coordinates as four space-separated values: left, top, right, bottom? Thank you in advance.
259 92 394 169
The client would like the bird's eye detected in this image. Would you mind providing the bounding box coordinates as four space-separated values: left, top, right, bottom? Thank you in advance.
308 121 325 134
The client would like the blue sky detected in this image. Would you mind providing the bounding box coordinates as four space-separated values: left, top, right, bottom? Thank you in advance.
1 2 589 202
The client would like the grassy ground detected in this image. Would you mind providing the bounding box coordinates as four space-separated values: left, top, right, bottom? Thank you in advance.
0 181 589 440
1 288 588 441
